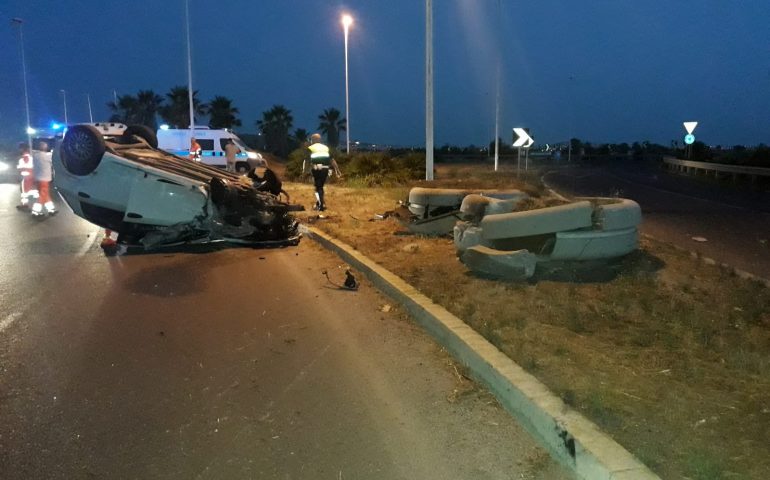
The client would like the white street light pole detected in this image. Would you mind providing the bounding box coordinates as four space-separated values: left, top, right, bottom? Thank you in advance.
342 14 353 154
425 0 434 181
494 64 500 171
185 0 195 132
60 89 68 125
493 0 502 172
567 75 575 163
11 18 33 152
86 93 94 122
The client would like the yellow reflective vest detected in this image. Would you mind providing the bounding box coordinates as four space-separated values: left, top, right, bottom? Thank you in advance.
308 142 331 167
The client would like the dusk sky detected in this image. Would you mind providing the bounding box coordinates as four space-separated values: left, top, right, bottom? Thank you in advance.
1 1 769 148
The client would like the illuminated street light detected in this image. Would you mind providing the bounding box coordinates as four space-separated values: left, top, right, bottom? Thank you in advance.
342 13 353 154
11 18 33 152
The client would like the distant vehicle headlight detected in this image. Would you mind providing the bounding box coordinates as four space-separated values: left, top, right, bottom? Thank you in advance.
247 151 258 160
0 162 10 172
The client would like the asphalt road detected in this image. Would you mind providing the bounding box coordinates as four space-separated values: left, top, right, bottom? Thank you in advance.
0 183 569 480
543 161 770 281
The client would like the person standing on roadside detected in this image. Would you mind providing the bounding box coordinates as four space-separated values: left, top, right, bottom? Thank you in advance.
30 140 56 216
306 133 342 211
224 139 239 173
16 143 36 210
189 137 202 162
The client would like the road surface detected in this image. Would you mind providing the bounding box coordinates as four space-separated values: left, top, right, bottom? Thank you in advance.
0 183 569 480
543 162 770 281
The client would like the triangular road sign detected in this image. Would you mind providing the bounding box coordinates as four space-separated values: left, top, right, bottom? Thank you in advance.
683 122 698 134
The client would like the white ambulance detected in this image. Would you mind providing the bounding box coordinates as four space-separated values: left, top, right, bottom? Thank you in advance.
156 126 261 172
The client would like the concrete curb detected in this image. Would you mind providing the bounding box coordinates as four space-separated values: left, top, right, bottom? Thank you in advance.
302 225 660 480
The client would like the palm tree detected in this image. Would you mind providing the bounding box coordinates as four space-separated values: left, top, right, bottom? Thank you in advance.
134 90 164 130
107 94 140 124
158 86 207 128
207 96 241 130
289 128 309 152
257 105 293 157
318 107 346 149
293 128 309 144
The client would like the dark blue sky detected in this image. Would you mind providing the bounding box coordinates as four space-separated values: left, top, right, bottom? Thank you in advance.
1 1 769 148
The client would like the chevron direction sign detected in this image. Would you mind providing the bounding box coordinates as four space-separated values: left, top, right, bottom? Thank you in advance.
513 128 534 148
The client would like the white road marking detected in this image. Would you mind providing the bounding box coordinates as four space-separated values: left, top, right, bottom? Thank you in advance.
0 311 23 334
77 226 102 256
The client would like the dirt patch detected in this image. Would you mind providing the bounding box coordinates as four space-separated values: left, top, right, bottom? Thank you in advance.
285 165 770 480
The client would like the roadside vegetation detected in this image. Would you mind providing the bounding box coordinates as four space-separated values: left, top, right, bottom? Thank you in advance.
282 161 770 480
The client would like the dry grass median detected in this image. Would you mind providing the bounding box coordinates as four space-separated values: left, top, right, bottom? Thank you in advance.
284 164 770 480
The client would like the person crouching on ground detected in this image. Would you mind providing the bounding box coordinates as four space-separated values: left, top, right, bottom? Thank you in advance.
189 137 202 162
305 133 342 211
247 157 289 202
31 141 56 216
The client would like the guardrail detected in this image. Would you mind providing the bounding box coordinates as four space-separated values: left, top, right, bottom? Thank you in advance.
663 156 770 178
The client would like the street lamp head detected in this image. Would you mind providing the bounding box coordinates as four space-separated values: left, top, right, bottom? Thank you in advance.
341 14 353 29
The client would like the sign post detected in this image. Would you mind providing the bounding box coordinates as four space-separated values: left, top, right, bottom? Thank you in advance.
683 121 698 159
513 128 534 176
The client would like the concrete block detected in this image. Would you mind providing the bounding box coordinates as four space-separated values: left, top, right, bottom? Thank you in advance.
547 227 638 261
480 201 593 240
460 194 524 222
593 198 642 231
453 222 486 252
459 245 537 279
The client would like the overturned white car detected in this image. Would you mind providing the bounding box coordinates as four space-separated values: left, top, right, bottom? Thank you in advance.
53 123 301 248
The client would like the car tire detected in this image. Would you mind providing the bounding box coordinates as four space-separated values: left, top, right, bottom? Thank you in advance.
236 161 250 173
124 124 158 148
60 124 106 176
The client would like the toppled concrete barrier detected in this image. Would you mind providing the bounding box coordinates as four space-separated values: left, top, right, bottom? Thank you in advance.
590 198 642 231
460 245 537 279
480 201 594 240
408 187 527 217
454 222 487 252
403 187 528 235
546 227 639 261
406 210 464 236
460 194 525 223
455 197 643 279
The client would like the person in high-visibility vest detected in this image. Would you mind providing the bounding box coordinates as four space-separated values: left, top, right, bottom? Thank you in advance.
189 137 202 162
30 141 56 216
305 133 342 211
16 143 36 210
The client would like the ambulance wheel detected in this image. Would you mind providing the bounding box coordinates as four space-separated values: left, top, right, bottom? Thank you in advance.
60 124 106 176
236 162 250 173
124 124 158 148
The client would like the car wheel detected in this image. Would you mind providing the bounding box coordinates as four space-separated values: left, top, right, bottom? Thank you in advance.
60 124 106 176
236 162 249 173
124 125 158 148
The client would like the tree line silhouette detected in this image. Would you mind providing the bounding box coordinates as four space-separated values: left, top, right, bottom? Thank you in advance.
108 87 346 158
